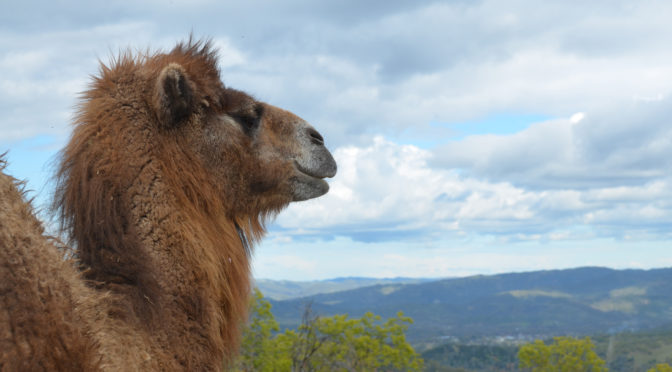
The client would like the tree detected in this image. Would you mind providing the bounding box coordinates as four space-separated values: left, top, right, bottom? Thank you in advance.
234 289 291 371
278 305 424 371
518 336 607 372
649 364 672 372
235 290 424 371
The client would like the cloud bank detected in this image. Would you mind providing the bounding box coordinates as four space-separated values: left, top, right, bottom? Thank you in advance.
277 105 672 243
2 0 672 278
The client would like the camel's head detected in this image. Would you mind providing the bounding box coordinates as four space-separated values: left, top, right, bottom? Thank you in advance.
151 48 336 213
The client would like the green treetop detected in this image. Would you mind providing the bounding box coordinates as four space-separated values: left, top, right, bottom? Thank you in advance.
518 336 607 372
234 289 423 372
649 364 672 372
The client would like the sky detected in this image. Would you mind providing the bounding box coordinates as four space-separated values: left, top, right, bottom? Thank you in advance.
2 1 672 280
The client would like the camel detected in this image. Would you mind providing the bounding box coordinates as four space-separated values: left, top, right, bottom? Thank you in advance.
0 39 336 371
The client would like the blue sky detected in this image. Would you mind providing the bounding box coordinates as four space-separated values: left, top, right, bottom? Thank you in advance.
2 1 672 280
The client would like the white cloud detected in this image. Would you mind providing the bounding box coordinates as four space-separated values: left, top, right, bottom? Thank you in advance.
277 137 461 236
5 1 672 147
212 38 247 69
433 100 672 190
3 0 672 279
274 122 672 242
0 21 160 141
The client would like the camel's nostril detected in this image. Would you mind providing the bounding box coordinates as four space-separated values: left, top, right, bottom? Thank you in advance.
307 128 325 146
306 128 324 145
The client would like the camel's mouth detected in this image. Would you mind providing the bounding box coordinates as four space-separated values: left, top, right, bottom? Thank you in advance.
290 161 334 201
294 161 334 180
290 138 336 201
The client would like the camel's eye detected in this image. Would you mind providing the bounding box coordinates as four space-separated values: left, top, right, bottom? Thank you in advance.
233 115 259 135
232 104 264 136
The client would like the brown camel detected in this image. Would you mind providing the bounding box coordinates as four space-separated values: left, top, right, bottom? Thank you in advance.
0 39 336 371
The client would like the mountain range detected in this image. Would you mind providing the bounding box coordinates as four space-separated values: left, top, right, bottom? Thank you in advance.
255 276 434 300
261 267 672 342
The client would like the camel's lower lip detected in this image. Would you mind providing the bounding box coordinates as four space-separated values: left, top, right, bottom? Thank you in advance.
290 171 330 201
293 161 327 180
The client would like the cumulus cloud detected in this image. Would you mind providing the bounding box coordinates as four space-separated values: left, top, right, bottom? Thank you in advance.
274 126 672 242
3 1 672 279
433 100 672 189
0 21 162 141
5 0 672 147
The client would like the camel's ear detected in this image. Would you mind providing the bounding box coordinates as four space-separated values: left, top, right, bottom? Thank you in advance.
153 63 195 128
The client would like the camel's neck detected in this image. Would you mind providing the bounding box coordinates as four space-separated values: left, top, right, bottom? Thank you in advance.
90 161 252 370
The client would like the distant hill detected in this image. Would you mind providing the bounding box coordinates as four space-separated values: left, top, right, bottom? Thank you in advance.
267 267 672 342
255 277 435 300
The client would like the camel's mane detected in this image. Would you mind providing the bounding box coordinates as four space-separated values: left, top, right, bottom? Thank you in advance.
51 40 267 357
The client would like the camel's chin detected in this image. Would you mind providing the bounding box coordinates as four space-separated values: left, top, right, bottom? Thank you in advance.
290 174 329 201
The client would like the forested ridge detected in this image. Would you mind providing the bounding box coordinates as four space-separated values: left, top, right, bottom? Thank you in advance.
250 267 672 371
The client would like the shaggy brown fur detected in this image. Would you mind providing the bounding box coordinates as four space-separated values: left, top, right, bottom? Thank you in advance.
0 39 336 371
0 163 100 370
